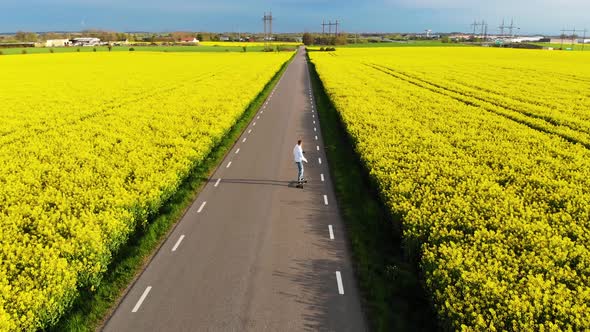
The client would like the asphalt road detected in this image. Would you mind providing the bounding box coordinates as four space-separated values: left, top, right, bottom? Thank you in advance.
102 47 367 332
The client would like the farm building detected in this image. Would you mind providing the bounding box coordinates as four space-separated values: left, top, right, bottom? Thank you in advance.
46 39 70 47
180 37 199 43
72 37 101 46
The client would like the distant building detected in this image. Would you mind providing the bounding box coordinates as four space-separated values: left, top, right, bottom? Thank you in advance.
71 37 101 46
550 38 581 44
507 36 544 43
578 39 590 44
180 37 199 44
219 36 230 41
46 39 70 47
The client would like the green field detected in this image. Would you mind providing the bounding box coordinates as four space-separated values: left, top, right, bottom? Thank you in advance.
339 40 469 48
531 42 589 51
0 45 272 55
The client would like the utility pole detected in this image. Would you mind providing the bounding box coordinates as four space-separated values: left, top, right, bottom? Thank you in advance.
499 18 506 37
262 11 273 48
471 20 480 39
560 28 585 50
507 18 519 37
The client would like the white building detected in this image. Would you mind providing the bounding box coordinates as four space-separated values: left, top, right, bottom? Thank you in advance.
46 39 70 47
578 39 590 44
72 37 101 46
507 36 544 43
180 37 199 43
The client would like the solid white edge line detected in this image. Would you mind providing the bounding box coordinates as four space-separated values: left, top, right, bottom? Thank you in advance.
324 195 329 205
226 161 232 168
321 173 325 182
235 148 240 154
329 225 334 240
197 201 207 213
336 272 344 295
132 286 152 313
172 235 185 252
214 178 221 187
319 158 322 164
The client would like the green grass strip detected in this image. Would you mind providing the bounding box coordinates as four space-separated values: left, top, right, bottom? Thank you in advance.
49 52 295 332
306 53 437 331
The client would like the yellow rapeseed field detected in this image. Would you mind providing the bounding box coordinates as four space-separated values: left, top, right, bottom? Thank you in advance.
310 47 590 330
0 51 292 331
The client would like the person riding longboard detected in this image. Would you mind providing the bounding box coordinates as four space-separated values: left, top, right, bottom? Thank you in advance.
293 139 308 188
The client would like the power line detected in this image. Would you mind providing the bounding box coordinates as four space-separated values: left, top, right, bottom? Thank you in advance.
560 27 587 50
262 11 273 48
321 19 340 37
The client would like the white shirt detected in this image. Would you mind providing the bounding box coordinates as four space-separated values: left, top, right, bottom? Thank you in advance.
293 144 308 163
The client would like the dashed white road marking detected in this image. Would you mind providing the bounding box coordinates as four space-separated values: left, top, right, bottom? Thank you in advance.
132 286 152 313
314 127 317 132
253 122 257 126
214 178 221 187
226 161 232 168
317 145 320 151
313 120 316 124
248 129 252 134
243 138 247 143
321 173 325 182
315 135 318 140
318 158 322 165
324 195 329 205
257 116 260 119
198 201 207 213
329 225 334 240
336 272 344 295
312 114 315 118
172 235 185 252
235 148 240 154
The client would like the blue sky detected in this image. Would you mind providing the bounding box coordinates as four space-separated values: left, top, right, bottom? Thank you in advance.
1 0 588 35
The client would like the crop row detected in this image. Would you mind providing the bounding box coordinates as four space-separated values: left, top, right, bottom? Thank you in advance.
0 51 292 331
310 47 590 330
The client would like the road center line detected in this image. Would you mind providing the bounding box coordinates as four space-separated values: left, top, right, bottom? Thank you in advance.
321 173 325 182
172 235 185 252
329 225 334 240
226 161 232 168
132 286 152 313
214 178 221 187
197 201 207 213
336 272 344 295
324 195 329 205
